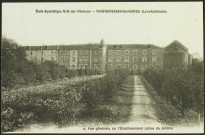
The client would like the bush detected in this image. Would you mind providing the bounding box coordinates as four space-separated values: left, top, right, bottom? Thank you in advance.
1 69 130 131
143 64 204 118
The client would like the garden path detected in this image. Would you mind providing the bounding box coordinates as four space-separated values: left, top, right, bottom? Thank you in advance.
121 75 160 125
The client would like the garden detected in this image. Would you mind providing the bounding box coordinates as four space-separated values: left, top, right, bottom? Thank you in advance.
143 60 204 125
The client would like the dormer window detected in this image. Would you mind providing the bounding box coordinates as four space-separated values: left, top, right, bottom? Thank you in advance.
134 50 138 55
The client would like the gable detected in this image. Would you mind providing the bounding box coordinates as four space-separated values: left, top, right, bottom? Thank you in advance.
166 46 187 53
165 40 188 52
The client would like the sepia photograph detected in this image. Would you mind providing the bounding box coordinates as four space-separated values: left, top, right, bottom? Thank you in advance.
1 1 204 133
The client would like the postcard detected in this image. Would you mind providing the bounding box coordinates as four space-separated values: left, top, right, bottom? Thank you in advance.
1 1 204 134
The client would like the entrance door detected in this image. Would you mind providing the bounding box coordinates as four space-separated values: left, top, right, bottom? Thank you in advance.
133 65 138 74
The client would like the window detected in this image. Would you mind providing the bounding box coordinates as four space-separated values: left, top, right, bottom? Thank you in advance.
142 64 147 70
60 50 63 55
117 50 121 55
116 56 121 62
42 51 43 55
51 57 53 61
72 57 75 62
124 64 129 68
95 50 99 55
116 64 121 69
41 57 43 61
152 56 157 63
65 51 68 55
108 64 113 70
79 50 83 55
94 57 99 62
85 50 88 55
73 51 75 55
126 64 129 68
72 65 75 69
133 57 138 63
133 50 138 55
31 51 32 55
80 56 83 61
142 56 147 63
80 64 84 69
65 56 68 61
152 50 156 55
143 50 147 55
94 64 99 69
125 57 129 62
85 64 88 69
84 56 88 61
133 65 138 70
108 50 112 55
108 57 113 62
61 57 64 62
125 50 129 55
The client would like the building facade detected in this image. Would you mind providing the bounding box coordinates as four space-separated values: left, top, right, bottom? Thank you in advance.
23 39 192 74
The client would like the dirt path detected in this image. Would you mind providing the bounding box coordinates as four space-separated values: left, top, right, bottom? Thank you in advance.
121 75 160 125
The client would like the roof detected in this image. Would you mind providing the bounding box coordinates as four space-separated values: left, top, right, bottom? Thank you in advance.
107 44 161 49
21 44 162 50
165 40 188 52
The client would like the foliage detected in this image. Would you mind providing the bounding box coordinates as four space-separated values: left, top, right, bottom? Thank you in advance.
143 61 204 118
1 37 98 89
2 69 130 132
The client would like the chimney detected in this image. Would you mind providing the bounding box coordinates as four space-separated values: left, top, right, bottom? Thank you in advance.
100 39 104 45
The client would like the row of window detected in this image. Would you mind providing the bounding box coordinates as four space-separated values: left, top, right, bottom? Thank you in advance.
30 49 157 56
108 64 148 70
108 50 150 55
108 56 157 63
31 55 157 63
75 64 148 70
31 57 54 62
30 51 57 55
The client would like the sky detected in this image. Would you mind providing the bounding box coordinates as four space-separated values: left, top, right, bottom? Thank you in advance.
2 2 203 58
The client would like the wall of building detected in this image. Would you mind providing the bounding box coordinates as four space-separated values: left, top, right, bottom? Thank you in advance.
23 40 192 73
26 49 57 63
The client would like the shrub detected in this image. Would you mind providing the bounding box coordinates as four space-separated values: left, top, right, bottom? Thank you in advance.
143 64 204 118
2 69 130 131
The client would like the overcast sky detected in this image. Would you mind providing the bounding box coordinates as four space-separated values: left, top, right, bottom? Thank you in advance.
2 2 203 58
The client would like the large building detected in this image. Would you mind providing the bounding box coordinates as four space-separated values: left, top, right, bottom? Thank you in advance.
23 39 192 74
